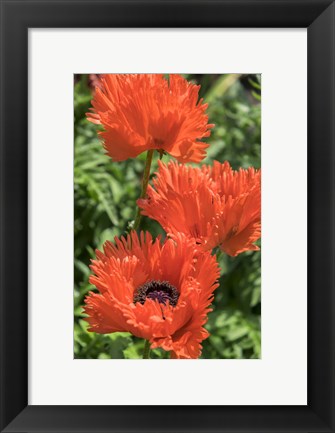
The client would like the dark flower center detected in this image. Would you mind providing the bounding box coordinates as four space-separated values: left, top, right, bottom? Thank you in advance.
133 280 179 307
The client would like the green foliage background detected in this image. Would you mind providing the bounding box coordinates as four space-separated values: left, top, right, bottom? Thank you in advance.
74 74 261 359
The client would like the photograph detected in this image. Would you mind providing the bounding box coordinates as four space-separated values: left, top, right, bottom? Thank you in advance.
74 73 261 359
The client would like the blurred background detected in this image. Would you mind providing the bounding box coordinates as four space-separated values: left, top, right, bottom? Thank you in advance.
74 74 261 359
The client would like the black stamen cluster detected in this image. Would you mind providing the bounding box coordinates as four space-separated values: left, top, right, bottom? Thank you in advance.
133 280 179 307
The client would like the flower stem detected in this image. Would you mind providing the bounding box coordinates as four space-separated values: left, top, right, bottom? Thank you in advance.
133 149 154 231
216 248 224 262
143 339 151 359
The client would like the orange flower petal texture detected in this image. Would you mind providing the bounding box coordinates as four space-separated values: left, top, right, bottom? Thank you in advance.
86 74 214 163
84 231 220 359
138 160 261 257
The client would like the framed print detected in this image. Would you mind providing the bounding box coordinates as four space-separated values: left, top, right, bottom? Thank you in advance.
0 0 334 432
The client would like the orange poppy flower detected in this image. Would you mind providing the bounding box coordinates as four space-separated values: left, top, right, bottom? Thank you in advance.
84 231 219 359
138 161 261 257
86 74 213 163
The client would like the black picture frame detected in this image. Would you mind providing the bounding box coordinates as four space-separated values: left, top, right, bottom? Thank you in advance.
1 0 334 432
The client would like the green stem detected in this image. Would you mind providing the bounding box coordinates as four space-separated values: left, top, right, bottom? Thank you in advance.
133 149 154 231
214 247 225 276
216 248 224 262
143 339 151 359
